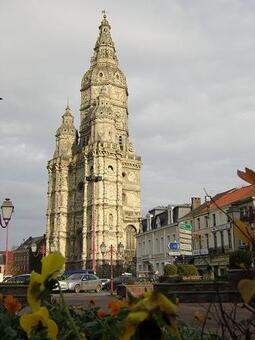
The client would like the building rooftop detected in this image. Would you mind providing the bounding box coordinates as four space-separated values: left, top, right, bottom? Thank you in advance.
183 185 255 218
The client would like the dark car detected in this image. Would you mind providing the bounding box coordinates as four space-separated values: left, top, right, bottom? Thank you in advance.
6 274 30 284
103 276 135 291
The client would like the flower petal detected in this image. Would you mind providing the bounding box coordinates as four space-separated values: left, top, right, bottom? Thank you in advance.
37 306 49 320
120 322 136 340
27 272 44 311
47 318 58 340
41 252 65 280
127 310 149 324
20 313 41 335
238 279 255 304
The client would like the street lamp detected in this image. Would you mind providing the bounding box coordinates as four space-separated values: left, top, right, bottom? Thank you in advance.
100 241 124 294
31 242 46 257
86 175 103 273
0 198 14 275
0 198 14 228
50 244 55 253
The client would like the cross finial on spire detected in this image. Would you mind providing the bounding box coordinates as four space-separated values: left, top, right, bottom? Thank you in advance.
66 96 70 110
102 9 107 18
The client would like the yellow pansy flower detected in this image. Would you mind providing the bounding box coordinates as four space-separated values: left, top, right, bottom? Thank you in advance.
20 306 58 340
27 252 65 311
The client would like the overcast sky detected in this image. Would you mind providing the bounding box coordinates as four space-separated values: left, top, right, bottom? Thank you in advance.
1 0 255 249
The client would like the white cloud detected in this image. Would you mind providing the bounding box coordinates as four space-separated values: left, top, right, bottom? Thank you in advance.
1 0 255 248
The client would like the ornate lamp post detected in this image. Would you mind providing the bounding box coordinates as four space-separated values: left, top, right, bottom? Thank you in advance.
0 198 14 275
100 241 124 294
31 238 46 257
86 175 103 273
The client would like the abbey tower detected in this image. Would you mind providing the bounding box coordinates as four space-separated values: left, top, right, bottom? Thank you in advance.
46 14 141 272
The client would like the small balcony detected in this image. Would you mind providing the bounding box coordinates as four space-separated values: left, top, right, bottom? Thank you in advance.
208 246 231 255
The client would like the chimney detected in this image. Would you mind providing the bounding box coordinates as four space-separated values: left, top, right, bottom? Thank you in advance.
146 213 153 231
167 205 174 224
191 197 201 210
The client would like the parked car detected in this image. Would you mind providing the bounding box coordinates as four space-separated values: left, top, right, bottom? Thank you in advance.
100 278 110 289
2 275 12 282
103 276 135 291
53 270 97 292
6 274 30 284
61 269 95 278
57 273 102 293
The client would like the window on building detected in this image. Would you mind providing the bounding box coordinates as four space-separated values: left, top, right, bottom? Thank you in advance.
220 231 224 250
160 237 164 253
155 238 159 253
148 239 151 253
167 235 170 244
126 225 136 251
197 218 200 230
205 233 209 249
228 229 232 249
240 207 248 219
205 215 209 228
213 232 217 248
142 241 145 255
109 214 113 230
173 234 176 242
212 214 216 226
138 242 142 256
199 235 202 249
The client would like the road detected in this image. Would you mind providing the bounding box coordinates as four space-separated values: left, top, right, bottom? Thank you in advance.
52 291 252 332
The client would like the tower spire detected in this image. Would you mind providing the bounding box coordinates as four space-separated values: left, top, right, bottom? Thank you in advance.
90 12 118 66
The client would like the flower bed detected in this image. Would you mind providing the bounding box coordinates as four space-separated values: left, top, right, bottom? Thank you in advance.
0 251 254 339
117 284 153 298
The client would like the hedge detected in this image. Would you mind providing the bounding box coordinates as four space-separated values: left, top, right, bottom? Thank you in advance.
164 264 177 276
177 264 198 276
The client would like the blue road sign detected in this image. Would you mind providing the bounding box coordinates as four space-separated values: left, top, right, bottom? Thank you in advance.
167 242 179 251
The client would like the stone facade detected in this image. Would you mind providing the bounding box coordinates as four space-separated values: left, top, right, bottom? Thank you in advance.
46 15 141 271
136 205 192 276
179 186 255 278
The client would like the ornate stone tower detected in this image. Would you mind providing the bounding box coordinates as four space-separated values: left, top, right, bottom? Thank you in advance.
46 14 141 272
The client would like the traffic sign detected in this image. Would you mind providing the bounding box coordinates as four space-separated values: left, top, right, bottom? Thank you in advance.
180 222 192 230
167 242 180 251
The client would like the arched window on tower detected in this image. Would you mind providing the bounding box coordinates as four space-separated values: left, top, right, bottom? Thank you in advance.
119 136 123 150
109 214 113 230
77 228 83 260
126 225 137 252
